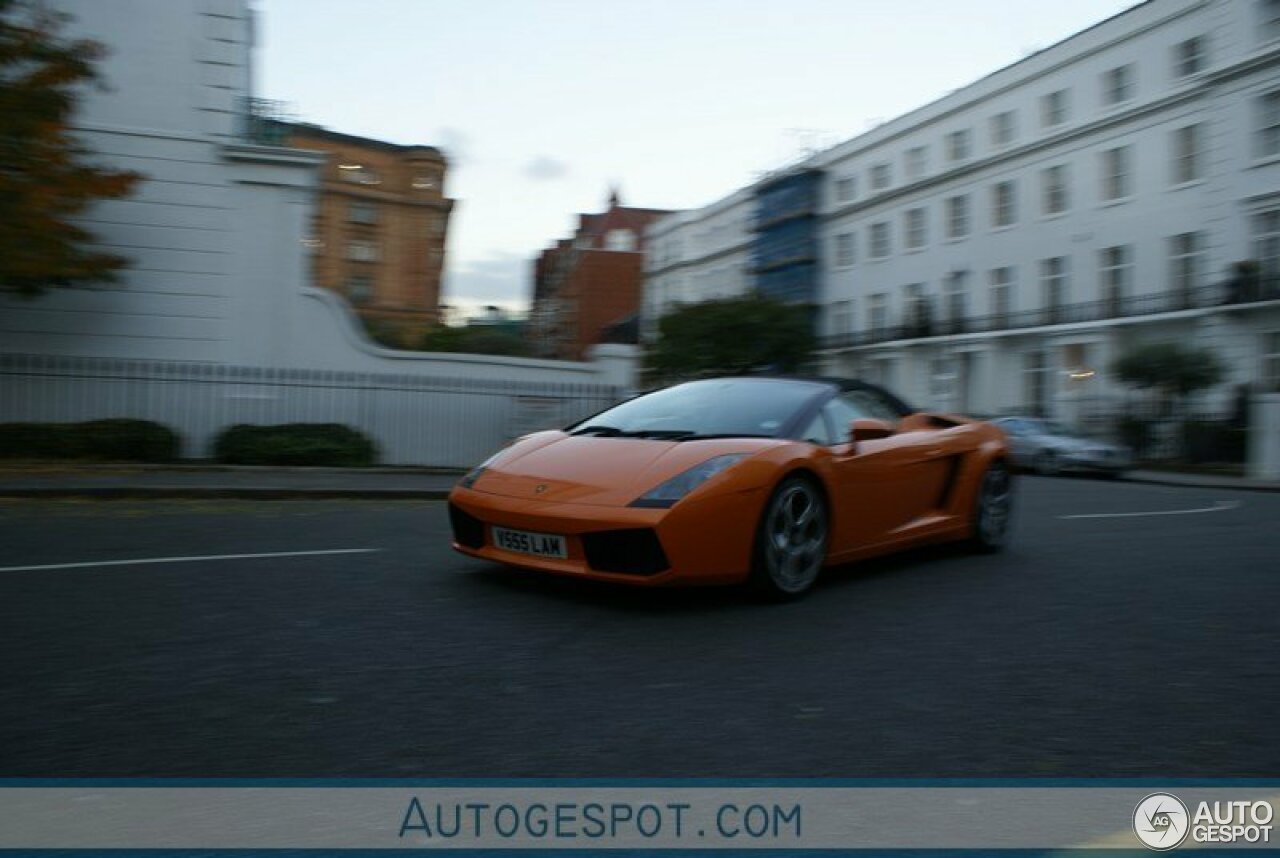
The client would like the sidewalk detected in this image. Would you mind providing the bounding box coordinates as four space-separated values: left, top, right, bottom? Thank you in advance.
0 464 464 499
0 463 1274 499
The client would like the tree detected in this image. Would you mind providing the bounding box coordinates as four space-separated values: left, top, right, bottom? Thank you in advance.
1110 341 1225 408
644 295 816 383
0 0 141 297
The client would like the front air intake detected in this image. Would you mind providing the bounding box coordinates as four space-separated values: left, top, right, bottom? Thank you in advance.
448 503 485 549
581 529 670 576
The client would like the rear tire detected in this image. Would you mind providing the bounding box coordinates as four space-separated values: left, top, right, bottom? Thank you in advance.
749 475 829 599
971 462 1014 553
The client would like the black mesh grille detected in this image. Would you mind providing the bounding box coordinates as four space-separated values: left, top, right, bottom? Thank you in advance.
581 529 670 577
449 503 485 549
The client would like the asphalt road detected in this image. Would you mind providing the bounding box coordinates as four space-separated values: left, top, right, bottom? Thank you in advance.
1 477 1277 778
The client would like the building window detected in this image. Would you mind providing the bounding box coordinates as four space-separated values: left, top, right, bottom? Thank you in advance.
339 165 381 185
1041 164 1069 215
605 229 636 251
1024 350 1049 416
1263 332 1280 391
871 163 892 191
1100 146 1133 201
835 232 856 267
1041 89 1069 128
834 176 857 203
1173 36 1206 77
945 129 972 162
945 271 968 331
989 267 1014 323
991 180 1017 228
990 110 1017 147
868 293 888 335
1172 124 1203 184
348 201 378 224
904 207 927 249
905 146 928 180
1169 232 1204 305
1102 64 1134 106
832 300 854 336
347 239 379 262
1255 210 1280 277
1100 245 1132 314
1257 89 1280 159
870 221 891 259
346 275 373 304
945 194 970 239
1041 256 1069 322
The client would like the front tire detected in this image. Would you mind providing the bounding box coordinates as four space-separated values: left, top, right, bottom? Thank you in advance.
749 475 829 599
971 462 1014 553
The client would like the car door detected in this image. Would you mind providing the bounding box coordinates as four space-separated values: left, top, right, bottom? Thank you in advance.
823 390 952 552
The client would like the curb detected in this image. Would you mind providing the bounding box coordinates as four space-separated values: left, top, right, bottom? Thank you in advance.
1121 474 1280 493
0 487 452 501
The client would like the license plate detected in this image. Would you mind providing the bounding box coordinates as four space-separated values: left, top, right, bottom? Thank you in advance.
491 526 567 559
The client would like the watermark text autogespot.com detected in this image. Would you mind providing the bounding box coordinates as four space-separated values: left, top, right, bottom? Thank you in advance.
398 797 802 843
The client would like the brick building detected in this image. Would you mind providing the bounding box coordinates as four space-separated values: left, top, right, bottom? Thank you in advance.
531 189 669 360
279 123 454 343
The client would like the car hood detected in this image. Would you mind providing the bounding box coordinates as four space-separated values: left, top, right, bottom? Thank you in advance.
469 431 780 507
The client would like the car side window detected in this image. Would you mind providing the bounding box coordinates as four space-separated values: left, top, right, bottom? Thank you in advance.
835 389 902 422
801 412 835 446
822 399 860 441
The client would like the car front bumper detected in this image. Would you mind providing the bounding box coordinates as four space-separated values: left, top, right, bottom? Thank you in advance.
447 484 769 586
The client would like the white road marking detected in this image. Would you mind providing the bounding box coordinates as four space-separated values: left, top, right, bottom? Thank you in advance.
0 548 380 573
1059 500 1241 520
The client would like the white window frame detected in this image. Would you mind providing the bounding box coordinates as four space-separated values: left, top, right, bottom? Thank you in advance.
989 267 1014 320
1102 64 1134 106
870 221 891 259
1173 36 1206 78
1257 89 1280 159
946 129 972 163
1041 89 1069 128
834 176 856 203
1040 256 1069 316
1171 124 1203 185
868 293 888 334
905 146 928 180
1099 245 1132 311
871 163 892 191
834 232 856 267
945 194 970 239
1168 232 1204 299
1254 209 1280 277
904 207 927 250
1100 146 1132 201
991 180 1017 228
1041 164 1069 215
990 110 1016 147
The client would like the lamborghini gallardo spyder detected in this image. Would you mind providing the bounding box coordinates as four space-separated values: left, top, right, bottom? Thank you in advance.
448 376 1012 598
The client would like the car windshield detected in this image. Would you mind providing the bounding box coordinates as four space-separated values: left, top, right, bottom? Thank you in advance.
570 378 826 440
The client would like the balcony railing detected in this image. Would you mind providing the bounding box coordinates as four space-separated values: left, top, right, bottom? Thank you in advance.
821 280 1280 350
238 97 296 146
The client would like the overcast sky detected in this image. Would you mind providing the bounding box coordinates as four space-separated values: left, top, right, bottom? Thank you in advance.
257 0 1139 318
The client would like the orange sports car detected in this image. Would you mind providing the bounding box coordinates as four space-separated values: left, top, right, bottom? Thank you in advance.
448 376 1012 598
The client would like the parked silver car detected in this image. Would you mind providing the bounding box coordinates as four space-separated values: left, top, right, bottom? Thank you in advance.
991 417 1132 476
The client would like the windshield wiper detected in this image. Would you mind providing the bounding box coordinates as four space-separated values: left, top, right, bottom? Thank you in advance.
668 432 775 441
570 424 626 437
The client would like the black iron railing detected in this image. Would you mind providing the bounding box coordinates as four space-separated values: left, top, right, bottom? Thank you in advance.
238 97 295 146
821 280 1280 349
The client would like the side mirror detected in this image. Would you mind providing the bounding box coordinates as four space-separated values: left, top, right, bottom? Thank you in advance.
849 418 895 446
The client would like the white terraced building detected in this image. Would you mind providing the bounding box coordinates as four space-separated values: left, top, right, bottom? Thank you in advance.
643 0 1280 426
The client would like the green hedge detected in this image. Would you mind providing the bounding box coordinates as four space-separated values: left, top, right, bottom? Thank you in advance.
0 419 180 461
213 423 377 467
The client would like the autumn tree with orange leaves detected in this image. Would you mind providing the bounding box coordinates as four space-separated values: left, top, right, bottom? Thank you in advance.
0 0 141 297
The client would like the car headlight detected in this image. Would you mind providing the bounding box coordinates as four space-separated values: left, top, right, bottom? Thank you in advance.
629 453 747 509
458 450 504 489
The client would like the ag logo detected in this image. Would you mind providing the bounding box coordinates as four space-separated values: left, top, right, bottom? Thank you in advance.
1134 793 1190 850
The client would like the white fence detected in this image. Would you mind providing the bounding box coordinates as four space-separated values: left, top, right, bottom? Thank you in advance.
0 354 624 467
